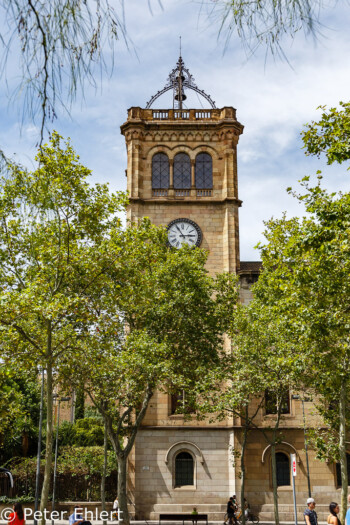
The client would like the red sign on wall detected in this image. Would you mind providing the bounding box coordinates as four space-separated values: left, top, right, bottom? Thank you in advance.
291 453 297 477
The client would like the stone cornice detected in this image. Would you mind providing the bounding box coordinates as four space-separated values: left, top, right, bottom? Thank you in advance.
128 197 243 207
120 106 244 138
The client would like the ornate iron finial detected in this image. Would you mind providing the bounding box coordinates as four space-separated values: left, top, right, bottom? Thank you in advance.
145 51 216 110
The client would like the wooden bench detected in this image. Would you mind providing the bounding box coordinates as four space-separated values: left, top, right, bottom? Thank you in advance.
159 514 208 525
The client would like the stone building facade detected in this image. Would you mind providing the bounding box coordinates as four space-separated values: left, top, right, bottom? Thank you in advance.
119 61 346 521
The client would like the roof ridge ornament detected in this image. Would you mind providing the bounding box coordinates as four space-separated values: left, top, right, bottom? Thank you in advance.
145 51 216 110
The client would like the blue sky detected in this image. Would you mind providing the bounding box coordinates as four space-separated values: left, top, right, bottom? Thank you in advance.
0 0 349 260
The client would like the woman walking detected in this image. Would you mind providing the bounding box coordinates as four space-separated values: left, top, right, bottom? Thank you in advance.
8 503 25 525
327 502 341 525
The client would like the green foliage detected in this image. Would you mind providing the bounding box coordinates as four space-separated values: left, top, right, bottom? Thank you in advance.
61 220 239 425
57 446 117 477
302 102 350 167
74 418 105 447
8 456 43 478
56 421 77 447
0 367 25 446
0 131 127 375
8 446 117 479
307 428 340 462
57 418 105 447
0 495 35 504
256 178 350 521
56 217 238 525
75 387 85 421
0 131 127 514
0 367 41 461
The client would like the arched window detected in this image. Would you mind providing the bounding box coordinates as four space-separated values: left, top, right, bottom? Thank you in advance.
175 452 194 487
336 454 350 487
152 153 169 189
174 153 191 189
276 452 290 486
195 153 213 189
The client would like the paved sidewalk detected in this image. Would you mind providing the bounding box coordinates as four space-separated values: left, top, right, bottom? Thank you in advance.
0 520 326 525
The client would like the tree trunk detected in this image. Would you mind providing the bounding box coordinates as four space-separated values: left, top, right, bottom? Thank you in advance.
339 378 348 525
271 399 282 525
117 454 130 525
97 388 153 525
240 406 249 525
271 442 279 525
40 347 53 525
101 420 108 525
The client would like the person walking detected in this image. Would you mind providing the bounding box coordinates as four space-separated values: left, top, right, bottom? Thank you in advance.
68 506 92 525
227 497 237 525
327 502 341 525
345 495 350 525
304 498 318 525
8 503 25 525
112 497 119 520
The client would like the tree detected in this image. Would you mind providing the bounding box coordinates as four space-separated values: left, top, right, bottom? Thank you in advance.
0 132 127 523
0 1 128 144
60 222 239 525
204 0 330 57
301 102 350 167
199 298 304 525
256 180 350 523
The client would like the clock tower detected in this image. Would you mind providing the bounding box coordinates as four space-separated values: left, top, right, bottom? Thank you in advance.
121 55 243 277
120 55 244 519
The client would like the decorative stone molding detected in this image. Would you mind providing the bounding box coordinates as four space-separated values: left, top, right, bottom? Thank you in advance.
145 143 220 162
136 129 237 144
261 442 301 464
165 441 205 465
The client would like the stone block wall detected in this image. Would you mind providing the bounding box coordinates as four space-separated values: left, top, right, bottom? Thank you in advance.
133 428 235 520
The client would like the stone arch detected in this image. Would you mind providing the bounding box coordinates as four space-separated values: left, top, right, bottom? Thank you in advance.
192 144 219 160
165 441 204 465
261 441 300 464
146 144 173 158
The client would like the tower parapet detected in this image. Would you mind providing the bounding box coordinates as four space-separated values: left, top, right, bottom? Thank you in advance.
121 105 243 207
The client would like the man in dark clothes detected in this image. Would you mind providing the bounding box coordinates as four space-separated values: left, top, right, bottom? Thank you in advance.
304 498 318 525
227 497 237 525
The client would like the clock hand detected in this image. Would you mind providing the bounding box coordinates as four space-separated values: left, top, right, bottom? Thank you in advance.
175 225 185 238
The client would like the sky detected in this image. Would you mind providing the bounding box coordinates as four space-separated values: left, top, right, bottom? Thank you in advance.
0 0 349 260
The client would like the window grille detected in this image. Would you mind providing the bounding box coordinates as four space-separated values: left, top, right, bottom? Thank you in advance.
174 153 191 189
195 153 213 189
175 452 194 487
152 153 170 189
276 453 290 486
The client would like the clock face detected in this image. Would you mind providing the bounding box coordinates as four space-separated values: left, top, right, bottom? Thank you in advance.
167 219 202 249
